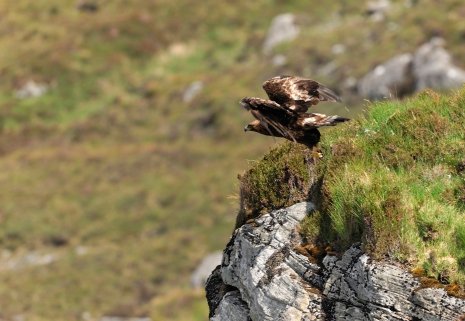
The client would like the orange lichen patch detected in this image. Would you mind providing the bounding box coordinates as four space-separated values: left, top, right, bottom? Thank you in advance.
445 283 465 298
245 218 259 227
418 277 442 289
410 267 426 278
294 243 329 264
457 313 465 321
294 245 317 264
324 245 338 257
301 282 322 295
416 277 465 299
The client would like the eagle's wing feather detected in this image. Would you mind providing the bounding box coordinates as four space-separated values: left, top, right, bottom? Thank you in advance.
241 97 288 113
312 83 342 103
250 110 296 141
241 97 296 141
251 110 284 137
262 76 341 113
241 77 346 147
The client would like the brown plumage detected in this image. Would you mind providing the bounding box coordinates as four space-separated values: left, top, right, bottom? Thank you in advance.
262 75 342 112
242 76 348 148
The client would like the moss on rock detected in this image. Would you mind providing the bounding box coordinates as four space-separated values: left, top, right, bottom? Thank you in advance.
235 143 319 228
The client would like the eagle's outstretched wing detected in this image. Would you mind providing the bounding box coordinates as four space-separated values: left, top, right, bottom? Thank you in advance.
262 76 341 113
241 77 347 147
240 97 296 141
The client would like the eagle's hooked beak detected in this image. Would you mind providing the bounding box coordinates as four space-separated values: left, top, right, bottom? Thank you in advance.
244 125 250 132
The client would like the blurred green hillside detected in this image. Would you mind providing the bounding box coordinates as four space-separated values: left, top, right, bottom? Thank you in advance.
1 1 465 320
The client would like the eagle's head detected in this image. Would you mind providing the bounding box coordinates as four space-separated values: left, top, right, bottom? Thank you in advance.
244 120 261 132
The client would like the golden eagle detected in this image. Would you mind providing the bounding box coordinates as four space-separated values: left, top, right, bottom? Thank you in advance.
241 76 349 148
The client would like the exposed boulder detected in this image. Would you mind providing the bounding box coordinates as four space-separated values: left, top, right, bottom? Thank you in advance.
207 202 465 321
263 14 300 54
413 37 465 91
206 265 237 318
191 251 223 288
271 54 288 67
15 80 48 99
182 80 204 103
358 38 465 100
358 53 414 100
331 44 346 55
210 291 249 321
0 250 58 271
365 0 391 22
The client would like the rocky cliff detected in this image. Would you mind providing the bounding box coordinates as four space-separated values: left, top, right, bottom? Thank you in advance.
206 202 465 321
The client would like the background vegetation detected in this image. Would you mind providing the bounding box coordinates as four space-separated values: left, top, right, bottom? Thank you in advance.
1 0 465 320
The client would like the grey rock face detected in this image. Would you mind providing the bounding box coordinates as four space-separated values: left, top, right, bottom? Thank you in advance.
182 80 204 103
263 14 300 54
365 0 391 21
207 202 465 321
358 53 414 100
15 80 48 99
358 38 465 100
0 250 58 271
272 54 288 67
221 202 323 321
413 37 465 91
210 291 250 321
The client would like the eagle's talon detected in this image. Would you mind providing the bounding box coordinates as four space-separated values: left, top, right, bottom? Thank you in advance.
308 147 323 163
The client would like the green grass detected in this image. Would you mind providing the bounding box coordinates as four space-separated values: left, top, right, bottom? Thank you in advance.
317 89 465 285
242 88 465 287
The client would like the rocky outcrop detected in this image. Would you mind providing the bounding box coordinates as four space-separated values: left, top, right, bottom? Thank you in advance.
358 53 414 100
182 80 204 103
15 80 49 99
210 291 250 321
262 14 300 54
365 0 391 22
206 202 465 321
412 37 465 92
358 38 465 100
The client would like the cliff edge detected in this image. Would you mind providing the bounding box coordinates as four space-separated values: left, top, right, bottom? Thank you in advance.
207 202 465 320
207 88 465 320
